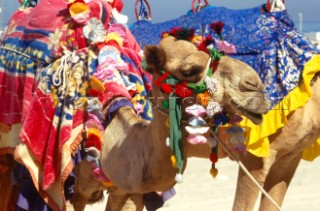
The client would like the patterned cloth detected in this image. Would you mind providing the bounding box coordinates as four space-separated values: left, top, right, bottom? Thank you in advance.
0 0 151 209
130 5 319 107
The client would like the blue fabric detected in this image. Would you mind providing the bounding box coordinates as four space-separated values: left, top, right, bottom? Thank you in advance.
13 165 53 211
13 152 83 210
130 5 319 107
102 99 134 128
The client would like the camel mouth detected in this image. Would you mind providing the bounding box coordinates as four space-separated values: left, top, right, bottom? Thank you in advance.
230 100 263 125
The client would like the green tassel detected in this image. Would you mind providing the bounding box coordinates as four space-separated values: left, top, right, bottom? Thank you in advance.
166 78 179 85
21 0 31 7
162 100 169 110
209 48 223 61
187 82 206 94
169 92 183 173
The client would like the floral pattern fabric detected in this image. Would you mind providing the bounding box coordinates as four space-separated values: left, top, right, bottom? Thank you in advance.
130 5 319 107
0 0 151 209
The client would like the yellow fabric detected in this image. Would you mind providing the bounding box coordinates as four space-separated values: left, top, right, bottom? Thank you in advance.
106 32 124 47
69 2 89 17
90 75 106 92
239 55 320 160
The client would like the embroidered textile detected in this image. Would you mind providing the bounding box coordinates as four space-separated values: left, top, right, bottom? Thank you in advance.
0 0 151 209
130 5 319 106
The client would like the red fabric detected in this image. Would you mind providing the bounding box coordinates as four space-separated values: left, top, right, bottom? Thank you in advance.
1 1 150 205
111 0 124 12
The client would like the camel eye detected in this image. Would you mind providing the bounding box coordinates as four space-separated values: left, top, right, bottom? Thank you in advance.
179 66 202 78
180 70 195 77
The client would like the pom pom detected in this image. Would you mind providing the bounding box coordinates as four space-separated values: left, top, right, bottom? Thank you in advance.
209 153 218 163
197 35 214 53
214 113 230 126
185 104 206 117
206 101 222 118
170 155 177 167
197 91 211 107
210 21 225 40
174 84 193 98
162 100 169 110
165 27 195 41
188 116 206 126
175 173 183 183
165 118 170 128
166 137 170 147
204 77 218 95
86 128 102 150
155 72 170 87
161 83 173 94
187 134 207 145
210 60 220 72
111 0 124 12
210 167 218 178
207 136 218 148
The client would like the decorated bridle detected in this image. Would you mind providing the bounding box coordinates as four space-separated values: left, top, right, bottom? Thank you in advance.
153 25 246 183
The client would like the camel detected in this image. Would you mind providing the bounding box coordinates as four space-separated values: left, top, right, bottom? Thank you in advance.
71 1 320 210
230 60 320 211
129 1 320 210
221 2 320 210
0 1 269 210
69 35 270 210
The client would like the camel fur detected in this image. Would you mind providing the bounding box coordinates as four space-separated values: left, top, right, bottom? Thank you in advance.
70 1 320 211
69 35 270 210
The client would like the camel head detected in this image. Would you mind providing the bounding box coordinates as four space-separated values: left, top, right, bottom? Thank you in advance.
144 35 270 125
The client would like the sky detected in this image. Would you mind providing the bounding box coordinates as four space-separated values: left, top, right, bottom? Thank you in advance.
1 0 320 30
122 0 320 24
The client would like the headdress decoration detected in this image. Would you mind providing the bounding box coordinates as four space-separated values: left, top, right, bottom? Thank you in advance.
157 24 246 182
162 27 223 72
19 0 38 7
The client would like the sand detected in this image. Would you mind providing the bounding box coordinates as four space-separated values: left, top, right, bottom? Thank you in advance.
85 156 320 211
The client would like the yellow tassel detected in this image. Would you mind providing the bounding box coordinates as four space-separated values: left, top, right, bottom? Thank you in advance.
165 118 170 128
86 128 102 139
210 167 218 178
101 181 114 187
162 33 169 38
89 76 106 92
170 155 177 167
106 32 124 47
69 2 89 17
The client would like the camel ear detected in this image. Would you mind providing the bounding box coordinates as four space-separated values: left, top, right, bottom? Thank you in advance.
143 45 166 74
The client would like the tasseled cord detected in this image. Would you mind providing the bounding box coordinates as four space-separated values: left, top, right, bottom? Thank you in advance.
168 92 184 183
209 128 219 178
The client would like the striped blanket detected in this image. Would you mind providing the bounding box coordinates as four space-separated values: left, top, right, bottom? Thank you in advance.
0 0 151 209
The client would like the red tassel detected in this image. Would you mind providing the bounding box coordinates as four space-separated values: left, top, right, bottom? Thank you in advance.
209 153 218 163
266 0 271 12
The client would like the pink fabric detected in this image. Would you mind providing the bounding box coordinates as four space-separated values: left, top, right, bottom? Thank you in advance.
216 40 237 54
187 134 208 145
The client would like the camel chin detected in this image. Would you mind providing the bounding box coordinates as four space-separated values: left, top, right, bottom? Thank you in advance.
229 100 264 125
238 108 263 125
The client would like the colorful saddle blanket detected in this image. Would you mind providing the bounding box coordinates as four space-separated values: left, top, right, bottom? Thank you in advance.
0 0 151 209
130 5 319 107
131 4 320 161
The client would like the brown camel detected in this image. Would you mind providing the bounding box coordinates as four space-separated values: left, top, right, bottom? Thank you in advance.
71 1 320 210
69 35 270 210
226 2 320 210
230 59 320 211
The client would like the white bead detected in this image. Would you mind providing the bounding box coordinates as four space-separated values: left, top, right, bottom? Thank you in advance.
175 173 183 183
166 137 170 147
